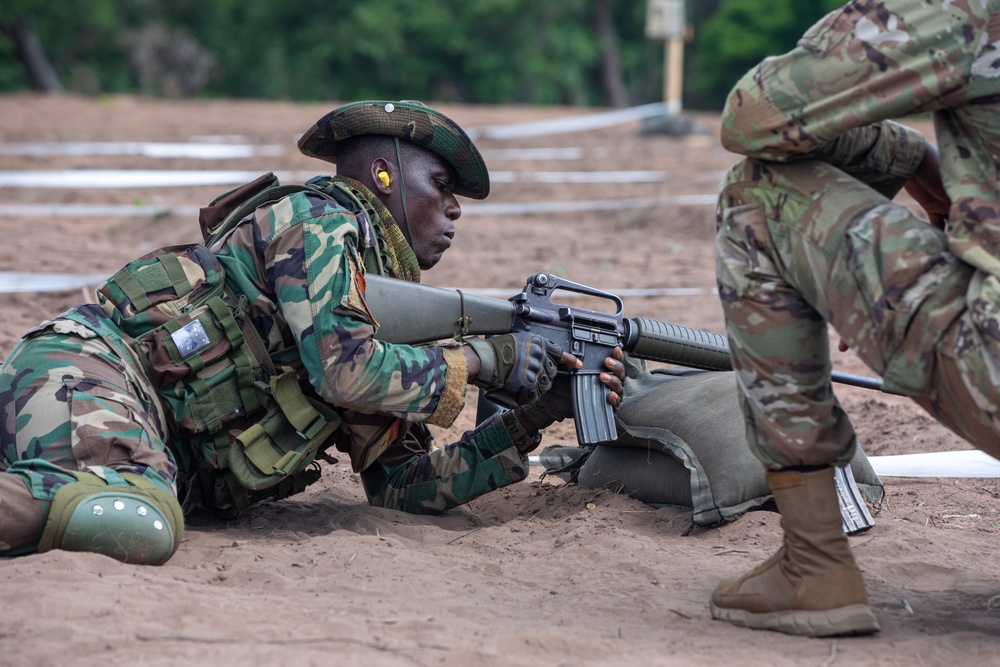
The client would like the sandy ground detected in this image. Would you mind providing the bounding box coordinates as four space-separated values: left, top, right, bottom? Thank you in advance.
1 94 998 667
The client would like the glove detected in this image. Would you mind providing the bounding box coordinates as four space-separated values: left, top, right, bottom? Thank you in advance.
518 374 574 430
466 333 562 406
520 355 627 430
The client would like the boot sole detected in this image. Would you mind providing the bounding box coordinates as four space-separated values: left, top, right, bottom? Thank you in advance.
710 601 880 637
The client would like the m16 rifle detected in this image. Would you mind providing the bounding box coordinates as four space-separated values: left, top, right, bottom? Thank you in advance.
362 272 886 447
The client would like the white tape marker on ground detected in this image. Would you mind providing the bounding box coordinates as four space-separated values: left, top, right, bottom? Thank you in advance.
0 142 588 162
528 450 1000 479
0 142 285 159
0 195 716 219
0 170 316 188
0 169 671 189
868 450 1000 478
0 272 109 293
0 271 717 297
469 102 669 140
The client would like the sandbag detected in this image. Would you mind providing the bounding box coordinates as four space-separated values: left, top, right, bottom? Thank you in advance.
570 363 883 527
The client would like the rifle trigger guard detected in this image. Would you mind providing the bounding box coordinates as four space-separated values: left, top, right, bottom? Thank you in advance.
455 289 471 337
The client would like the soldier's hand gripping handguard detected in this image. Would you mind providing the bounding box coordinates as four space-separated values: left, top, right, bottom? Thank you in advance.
465 333 563 407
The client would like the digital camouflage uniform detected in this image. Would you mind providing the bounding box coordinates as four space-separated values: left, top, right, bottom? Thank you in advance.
0 104 537 560
716 0 1000 469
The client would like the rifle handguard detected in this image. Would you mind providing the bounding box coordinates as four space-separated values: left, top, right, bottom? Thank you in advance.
625 317 732 371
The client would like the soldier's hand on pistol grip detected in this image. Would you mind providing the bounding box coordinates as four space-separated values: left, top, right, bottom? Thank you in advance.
519 345 627 430
466 333 564 406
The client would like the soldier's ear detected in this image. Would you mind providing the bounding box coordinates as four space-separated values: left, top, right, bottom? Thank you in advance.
371 158 393 196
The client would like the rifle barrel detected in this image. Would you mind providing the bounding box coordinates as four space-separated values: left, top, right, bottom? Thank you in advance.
828 371 885 391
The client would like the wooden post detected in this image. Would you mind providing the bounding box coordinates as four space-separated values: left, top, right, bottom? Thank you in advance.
666 35 684 114
646 0 686 115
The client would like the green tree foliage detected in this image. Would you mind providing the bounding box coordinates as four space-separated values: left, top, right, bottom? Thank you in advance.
0 0 148 93
187 0 643 105
688 0 844 108
0 0 850 110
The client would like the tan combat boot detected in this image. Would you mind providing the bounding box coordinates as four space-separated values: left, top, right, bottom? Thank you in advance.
710 467 880 636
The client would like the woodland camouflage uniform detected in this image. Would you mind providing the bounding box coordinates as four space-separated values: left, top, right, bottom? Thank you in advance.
0 101 538 562
716 0 1000 469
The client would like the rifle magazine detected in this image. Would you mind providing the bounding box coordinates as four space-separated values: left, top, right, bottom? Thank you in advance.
572 373 617 445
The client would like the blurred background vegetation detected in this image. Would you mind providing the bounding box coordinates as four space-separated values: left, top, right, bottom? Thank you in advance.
1 0 845 110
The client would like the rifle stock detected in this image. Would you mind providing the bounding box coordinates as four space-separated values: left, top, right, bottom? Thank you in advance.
363 275 516 344
363 273 886 444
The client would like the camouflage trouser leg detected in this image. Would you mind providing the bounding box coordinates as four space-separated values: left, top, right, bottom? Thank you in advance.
0 330 177 554
361 413 528 514
715 158 983 468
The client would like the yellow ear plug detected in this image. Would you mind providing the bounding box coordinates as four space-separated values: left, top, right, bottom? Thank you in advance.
377 170 391 187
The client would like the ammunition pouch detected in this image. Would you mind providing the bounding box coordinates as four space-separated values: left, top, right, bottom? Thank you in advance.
229 372 341 491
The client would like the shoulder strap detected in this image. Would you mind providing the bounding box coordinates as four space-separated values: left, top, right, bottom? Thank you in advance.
200 173 277 242
305 176 385 275
200 173 335 250
200 173 387 276
304 175 363 212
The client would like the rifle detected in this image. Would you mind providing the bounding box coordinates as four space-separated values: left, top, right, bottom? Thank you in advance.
363 272 886 446
364 272 883 534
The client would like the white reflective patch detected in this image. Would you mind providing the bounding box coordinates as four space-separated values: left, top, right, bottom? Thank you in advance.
856 15 910 46
171 320 211 357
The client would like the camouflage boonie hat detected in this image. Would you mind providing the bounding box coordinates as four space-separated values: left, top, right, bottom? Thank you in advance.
298 100 490 200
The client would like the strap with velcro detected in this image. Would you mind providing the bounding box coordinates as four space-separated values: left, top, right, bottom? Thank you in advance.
159 253 192 296
271 372 329 440
205 297 262 416
228 372 341 491
115 252 191 305
110 264 155 313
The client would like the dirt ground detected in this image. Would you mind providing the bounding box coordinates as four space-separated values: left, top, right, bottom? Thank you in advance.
1 94 998 667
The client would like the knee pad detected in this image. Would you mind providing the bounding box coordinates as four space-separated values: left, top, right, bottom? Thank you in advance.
38 471 183 565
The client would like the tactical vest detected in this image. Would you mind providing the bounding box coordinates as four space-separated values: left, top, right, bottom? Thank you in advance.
94 173 378 517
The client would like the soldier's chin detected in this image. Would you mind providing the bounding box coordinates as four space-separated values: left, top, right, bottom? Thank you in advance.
418 251 445 271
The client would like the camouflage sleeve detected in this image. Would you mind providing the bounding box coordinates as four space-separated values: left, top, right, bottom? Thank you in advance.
360 410 537 514
720 1 988 184
261 192 466 426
